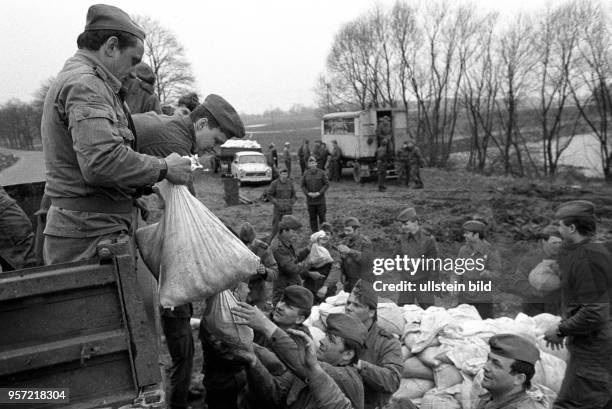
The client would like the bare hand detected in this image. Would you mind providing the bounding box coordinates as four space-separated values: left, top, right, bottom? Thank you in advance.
256 263 266 275
164 153 192 185
543 327 564 350
317 286 328 299
337 244 351 254
286 328 321 378
308 271 325 280
232 301 275 335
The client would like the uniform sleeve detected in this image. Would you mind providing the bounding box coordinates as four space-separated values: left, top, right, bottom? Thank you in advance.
308 371 354 409
144 94 162 114
319 172 330 194
290 183 297 205
263 246 279 282
66 79 162 188
360 336 402 394
273 245 310 281
301 175 309 196
246 357 292 408
324 256 343 288
268 181 278 205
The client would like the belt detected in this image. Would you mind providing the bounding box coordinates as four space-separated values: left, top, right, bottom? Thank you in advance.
51 197 133 214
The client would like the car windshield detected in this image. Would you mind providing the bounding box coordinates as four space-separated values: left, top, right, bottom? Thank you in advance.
239 155 265 164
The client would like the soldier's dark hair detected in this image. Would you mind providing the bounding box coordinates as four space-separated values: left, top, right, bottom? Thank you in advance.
190 105 219 130
510 360 535 389
77 30 139 51
178 92 200 112
561 216 596 236
351 292 378 321
341 337 363 365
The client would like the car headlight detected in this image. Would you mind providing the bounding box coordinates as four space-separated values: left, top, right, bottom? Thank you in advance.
239 170 245 177
266 169 271 176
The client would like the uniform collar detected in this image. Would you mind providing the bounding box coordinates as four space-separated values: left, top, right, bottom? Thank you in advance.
73 50 122 94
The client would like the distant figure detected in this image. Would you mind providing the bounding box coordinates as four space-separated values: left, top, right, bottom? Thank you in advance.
398 140 425 189
282 142 292 178
176 92 199 116
297 139 310 175
123 62 162 114
301 156 329 233
267 167 297 239
313 140 328 170
376 115 394 155
376 140 388 192
328 140 342 182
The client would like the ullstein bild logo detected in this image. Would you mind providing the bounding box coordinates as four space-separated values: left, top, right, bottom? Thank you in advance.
371 256 487 276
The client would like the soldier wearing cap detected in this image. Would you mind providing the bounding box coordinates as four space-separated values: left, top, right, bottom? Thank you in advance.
282 142 292 178
512 225 562 316
395 207 440 308
268 143 279 168
267 167 297 239
543 201 612 409
123 62 162 114
337 217 374 292
457 219 502 319
346 280 402 409
375 116 394 154
397 139 425 189
270 216 319 303
328 140 343 182
41 4 193 265
298 139 311 175
302 156 330 233
376 140 389 192
175 92 199 116
313 140 329 170
474 334 542 409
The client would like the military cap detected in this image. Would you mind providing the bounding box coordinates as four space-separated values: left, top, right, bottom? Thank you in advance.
463 220 486 233
133 62 155 85
282 285 314 310
203 94 245 139
489 334 540 365
238 222 256 244
84 4 145 41
326 313 367 346
351 280 378 309
344 217 361 228
279 215 302 231
397 207 417 222
541 224 561 239
555 200 596 220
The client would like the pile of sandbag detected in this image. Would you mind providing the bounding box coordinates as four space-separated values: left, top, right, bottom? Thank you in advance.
304 295 568 409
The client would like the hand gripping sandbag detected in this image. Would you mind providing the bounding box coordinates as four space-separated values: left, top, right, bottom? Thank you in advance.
156 181 260 307
202 289 253 346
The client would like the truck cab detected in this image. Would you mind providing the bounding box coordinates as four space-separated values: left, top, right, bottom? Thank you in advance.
321 108 409 182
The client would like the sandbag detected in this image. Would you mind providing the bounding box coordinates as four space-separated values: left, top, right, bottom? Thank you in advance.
434 364 463 389
154 181 260 307
304 305 321 327
533 313 561 337
378 302 405 336
401 345 414 361
533 352 566 393
318 302 346 326
307 243 333 268
392 378 435 401
402 357 434 380
528 259 561 292
411 307 451 353
419 345 449 368
135 222 164 279
421 392 462 409
201 290 253 347
325 291 349 306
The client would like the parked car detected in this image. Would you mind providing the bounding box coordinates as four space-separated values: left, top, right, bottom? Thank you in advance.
230 151 272 184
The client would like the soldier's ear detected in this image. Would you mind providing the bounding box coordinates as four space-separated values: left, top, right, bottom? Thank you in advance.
103 36 120 57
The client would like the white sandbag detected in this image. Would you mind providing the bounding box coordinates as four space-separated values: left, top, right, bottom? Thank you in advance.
304 305 321 327
533 313 561 337
401 345 414 361
411 307 452 353
403 332 420 350
307 242 333 268
378 303 405 336
309 326 326 349
434 364 464 390
447 304 482 321
135 222 163 279
421 392 462 409
392 378 435 401
419 345 450 368
154 181 260 307
318 302 346 326
402 304 425 326
325 291 349 306
201 290 253 346
439 336 489 376
402 357 434 379
533 352 566 393
536 335 568 362
528 259 561 292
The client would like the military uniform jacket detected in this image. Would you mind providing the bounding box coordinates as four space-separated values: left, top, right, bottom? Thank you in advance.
298 145 311 163
124 77 162 114
341 234 374 287
360 323 402 409
270 236 310 291
301 168 329 205
268 178 297 213
457 240 501 302
397 229 439 283
474 391 545 409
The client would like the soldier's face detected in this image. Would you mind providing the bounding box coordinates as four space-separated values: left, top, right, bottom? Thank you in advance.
343 226 356 238
345 294 373 323
106 37 144 81
401 220 419 235
542 236 562 257
317 333 350 365
279 172 288 182
272 301 302 326
308 159 317 169
195 119 228 152
482 353 525 394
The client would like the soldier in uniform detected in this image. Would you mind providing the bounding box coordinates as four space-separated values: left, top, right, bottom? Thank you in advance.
395 207 440 308
301 156 329 233
270 215 320 303
376 116 394 155
376 140 388 192
175 92 199 116
0 186 37 271
282 142 292 178
345 280 402 409
329 140 343 182
544 201 612 409
398 140 425 189
298 139 311 175
457 220 502 319
337 217 373 292
474 334 543 409
123 62 161 114
41 4 193 265
239 222 279 310
267 167 297 239
313 140 329 171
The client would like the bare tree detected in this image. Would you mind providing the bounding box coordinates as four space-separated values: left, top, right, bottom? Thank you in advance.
133 15 195 104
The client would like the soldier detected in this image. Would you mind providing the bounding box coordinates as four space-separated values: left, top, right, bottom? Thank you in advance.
345 280 402 409
123 62 161 114
231 302 366 409
270 143 279 168
239 222 279 310
313 140 329 170
544 201 612 409
0 186 37 271
337 217 373 292
175 92 199 116
267 167 297 239
400 140 425 189
269 215 320 303
41 4 193 265
395 207 440 308
474 334 543 409
375 116 393 153
297 139 311 175
329 140 343 182
457 220 502 319
317 223 345 300
376 140 388 192
283 142 292 178
301 156 329 233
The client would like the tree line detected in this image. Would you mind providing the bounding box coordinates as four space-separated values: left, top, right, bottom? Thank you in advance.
315 0 612 180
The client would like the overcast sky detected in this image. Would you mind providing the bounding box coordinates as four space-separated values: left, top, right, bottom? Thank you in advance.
1 0 568 114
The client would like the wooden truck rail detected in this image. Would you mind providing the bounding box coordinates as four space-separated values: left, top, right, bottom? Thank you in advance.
0 236 163 408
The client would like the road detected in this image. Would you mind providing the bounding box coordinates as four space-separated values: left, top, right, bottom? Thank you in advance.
0 148 45 186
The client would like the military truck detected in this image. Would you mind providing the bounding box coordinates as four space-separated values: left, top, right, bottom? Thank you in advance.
321 108 409 183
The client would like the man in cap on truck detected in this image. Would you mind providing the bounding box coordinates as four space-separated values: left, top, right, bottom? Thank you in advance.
41 4 192 265
544 200 612 409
